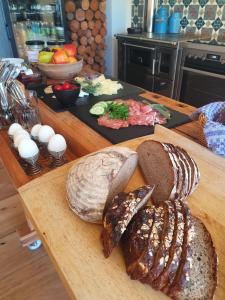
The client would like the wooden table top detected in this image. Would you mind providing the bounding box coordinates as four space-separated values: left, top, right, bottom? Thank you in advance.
0 90 201 189
18 126 225 300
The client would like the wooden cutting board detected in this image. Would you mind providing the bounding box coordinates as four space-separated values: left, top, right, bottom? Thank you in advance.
19 125 225 300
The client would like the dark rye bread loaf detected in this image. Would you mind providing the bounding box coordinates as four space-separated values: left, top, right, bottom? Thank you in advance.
101 185 154 258
137 140 200 205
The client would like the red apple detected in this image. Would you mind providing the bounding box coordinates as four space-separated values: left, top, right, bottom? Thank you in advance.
62 82 72 90
54 84 63 91
52 50 69 64
63 44 77 58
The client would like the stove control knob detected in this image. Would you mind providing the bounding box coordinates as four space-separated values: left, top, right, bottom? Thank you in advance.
188 54 192 58
221 59 225 65
194 55 198 59
202 56 206 61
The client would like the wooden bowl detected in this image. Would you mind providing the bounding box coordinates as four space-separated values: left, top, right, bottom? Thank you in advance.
38 60 83 80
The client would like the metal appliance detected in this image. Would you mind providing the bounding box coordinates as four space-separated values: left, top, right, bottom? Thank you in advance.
177 39 225 107
118 40 178 97
2 0 67 58
144 0 158 33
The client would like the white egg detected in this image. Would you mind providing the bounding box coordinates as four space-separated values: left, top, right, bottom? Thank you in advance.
8 123 22 137
48 134 67 153
38 125 55 143
14 132 31 148
18 139 39 159
31 124 42 138
13 128 29 141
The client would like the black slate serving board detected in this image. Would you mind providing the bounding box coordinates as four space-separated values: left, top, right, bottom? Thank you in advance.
35 82 145 113
68 95 191 144
34 81 190 144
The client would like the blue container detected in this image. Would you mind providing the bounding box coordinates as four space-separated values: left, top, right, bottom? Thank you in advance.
168 12 181 34
154 7 168 34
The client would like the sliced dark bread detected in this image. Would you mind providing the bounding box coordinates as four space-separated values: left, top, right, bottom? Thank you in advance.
137 140 200 205
123 206 155 278
101 185 154 258
139 205 166 282
144 200 175 283
162 200 190 295
163 144 184 202
152 200 185 291
166 144 189 201
124 205 166 280
137 141 176 204
170 217 217 300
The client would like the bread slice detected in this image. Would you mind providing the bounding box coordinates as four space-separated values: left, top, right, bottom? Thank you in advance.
137 141 176 204
126 205 165 281
152 200 185 290
123 206 155 278
145 200 175 283
101 185 154 258
66 146 138 223
140 204 167 284
169 217 217 300
162 200 190 295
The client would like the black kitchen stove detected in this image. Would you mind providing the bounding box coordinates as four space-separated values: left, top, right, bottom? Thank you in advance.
188 38 225 47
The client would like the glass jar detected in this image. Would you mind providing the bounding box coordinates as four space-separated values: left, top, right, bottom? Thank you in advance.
25 40 45 63
47 40 65 50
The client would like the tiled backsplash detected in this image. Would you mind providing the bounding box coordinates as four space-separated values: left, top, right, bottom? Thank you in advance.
131 0 225 40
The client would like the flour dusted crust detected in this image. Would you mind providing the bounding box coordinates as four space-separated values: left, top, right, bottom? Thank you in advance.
66 146 138 223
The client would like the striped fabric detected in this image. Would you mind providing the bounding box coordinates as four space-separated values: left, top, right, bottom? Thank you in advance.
191 102 225 157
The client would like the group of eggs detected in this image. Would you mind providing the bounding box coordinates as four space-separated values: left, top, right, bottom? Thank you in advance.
8 123 67 159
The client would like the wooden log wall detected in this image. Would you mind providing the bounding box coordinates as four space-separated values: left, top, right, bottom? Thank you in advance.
65 0 106 74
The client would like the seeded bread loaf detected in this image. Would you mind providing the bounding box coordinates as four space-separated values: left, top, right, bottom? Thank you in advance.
137 140 200 205
66 146 138 223
101 185 154 258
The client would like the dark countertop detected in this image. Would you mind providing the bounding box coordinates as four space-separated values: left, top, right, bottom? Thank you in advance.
116 32 207 47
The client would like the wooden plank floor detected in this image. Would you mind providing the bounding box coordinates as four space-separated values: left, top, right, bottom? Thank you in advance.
0 161 69 300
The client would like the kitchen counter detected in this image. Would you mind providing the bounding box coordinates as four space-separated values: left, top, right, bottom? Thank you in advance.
116 32 204 47
0 91 202 189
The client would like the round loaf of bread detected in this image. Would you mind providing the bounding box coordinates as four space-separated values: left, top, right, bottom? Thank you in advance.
66 146 138 223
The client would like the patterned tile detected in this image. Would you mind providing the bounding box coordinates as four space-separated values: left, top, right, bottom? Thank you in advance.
174 5 184 13
212 17 223 31
181 16 189 28
222 6 225 20
218 28 225 41
186 26 197 33
198 0 209 8
195 16 205 29
216 0 225 8
201 27 213 36
204 5 218 20
169 0 176 7
183 0 192 7
188 5 200 19
131 0 225 40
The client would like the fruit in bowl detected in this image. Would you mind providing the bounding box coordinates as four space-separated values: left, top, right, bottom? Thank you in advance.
38 44 77 65
38 43 82 79
52 82 81 107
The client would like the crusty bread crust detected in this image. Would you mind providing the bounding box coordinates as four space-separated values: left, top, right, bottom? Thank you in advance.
101 185 154 258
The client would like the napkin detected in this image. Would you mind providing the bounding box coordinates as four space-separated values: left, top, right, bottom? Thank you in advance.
191 102 225 157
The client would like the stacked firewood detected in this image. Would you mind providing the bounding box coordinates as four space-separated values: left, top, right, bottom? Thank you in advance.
65 0 106 73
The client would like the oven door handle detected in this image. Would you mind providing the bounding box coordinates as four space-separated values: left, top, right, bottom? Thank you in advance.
182 66 225 80
122 42 155 51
